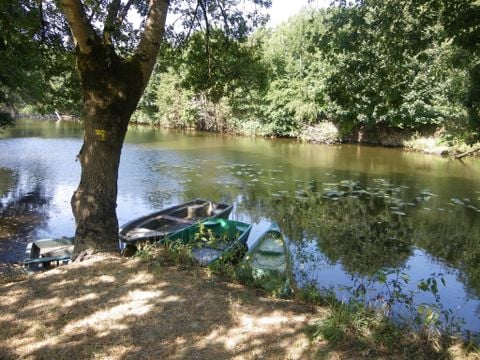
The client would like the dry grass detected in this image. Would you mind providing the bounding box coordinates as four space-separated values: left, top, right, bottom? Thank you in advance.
1 254 477 360
0 254 319 360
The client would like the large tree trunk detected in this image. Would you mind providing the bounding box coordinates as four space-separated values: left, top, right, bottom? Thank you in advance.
71 46 143 257
58 0 169 257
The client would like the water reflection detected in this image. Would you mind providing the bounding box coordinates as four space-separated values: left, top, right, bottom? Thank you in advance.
0 172 51 263
1 119 480 334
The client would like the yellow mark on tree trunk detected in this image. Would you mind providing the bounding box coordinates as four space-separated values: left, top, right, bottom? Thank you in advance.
95 129 107 141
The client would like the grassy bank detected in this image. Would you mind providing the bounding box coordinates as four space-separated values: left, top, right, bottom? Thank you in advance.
1 253 479 359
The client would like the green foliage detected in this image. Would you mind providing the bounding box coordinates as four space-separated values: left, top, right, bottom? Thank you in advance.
296 284 338 306
155 68 198 128
135 1 479 142
0 111 14 132
314 300 378 346
258 11 331 136
441 0 480 132
180 29 268 103
0 0 81 119
309 271 467 358
137 27 270 132
323 1 454 131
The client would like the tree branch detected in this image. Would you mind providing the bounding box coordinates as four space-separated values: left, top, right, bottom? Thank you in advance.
135 0 169 86
37 0 46 43
198 0 212 77
183 1 200 45
117 0 136 27
215 0 231 34
59 0 98 53
103 0 122 44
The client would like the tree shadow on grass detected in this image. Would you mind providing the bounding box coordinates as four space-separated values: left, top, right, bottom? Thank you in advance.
0 255 316 359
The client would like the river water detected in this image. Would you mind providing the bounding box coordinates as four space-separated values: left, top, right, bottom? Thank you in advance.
1 119 480 334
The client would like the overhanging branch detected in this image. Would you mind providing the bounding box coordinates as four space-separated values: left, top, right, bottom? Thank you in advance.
103 0 122 44
59 0 98 54
135 0 169 87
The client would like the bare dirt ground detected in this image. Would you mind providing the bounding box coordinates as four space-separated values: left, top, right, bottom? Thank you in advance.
0 254 327 360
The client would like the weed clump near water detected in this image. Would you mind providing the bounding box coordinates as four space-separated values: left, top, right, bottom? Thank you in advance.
299 283 479 359
134 241 198 270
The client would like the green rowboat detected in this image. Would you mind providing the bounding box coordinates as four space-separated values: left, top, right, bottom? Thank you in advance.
167 218 252 266
238 222 292 296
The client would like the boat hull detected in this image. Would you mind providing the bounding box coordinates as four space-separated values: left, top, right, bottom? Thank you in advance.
118 199 233 251
238 223 292 296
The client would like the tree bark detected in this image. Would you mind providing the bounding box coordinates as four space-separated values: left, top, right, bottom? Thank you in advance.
58 0 169 258
71 45 145 257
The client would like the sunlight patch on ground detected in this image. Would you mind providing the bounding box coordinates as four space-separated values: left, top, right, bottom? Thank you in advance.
84 274 117 286
125 271 157 285
12 322 62 356
61 292 99 308
20 296 63 312
0 287 27 306
63 289 162 334
198 307 311 359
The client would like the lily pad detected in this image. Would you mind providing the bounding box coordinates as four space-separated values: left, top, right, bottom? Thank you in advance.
451 198 464 206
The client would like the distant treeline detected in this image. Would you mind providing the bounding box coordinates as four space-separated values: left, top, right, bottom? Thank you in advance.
2 0 478 145
135 1 479 144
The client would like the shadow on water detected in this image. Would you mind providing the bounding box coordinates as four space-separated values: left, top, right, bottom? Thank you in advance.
0 173 51 264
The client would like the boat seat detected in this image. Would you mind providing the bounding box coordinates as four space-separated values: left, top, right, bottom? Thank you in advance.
187 202 211 218
24 255 71 265
158 215 195 224
258 250 284 256
42 248 73 258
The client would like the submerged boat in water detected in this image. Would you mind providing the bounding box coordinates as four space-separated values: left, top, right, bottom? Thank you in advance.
238 223 292 296
167 217 252 266
118 199 233 251
24 237 74 270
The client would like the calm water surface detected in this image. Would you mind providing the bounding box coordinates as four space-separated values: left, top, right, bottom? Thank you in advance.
1 119 480 333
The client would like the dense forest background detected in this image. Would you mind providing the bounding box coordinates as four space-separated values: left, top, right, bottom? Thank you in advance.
2 0 479 147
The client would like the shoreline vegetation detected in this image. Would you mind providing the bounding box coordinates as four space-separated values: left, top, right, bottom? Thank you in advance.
14 115 480 158
1 252 479 359
7 2 480 160
134 117 480 158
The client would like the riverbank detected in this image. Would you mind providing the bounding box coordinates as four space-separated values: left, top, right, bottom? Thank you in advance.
7 116 479 158
1 254 478 359
130 117 480 159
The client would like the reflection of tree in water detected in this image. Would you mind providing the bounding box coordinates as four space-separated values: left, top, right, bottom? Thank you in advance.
0 180 51 263
253 178 480 299
271 194 414 277
314 197 413 276
0 168 15 197
413 209 480 298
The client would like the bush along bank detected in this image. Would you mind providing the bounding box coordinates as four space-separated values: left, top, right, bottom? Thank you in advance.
131 105 480 158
